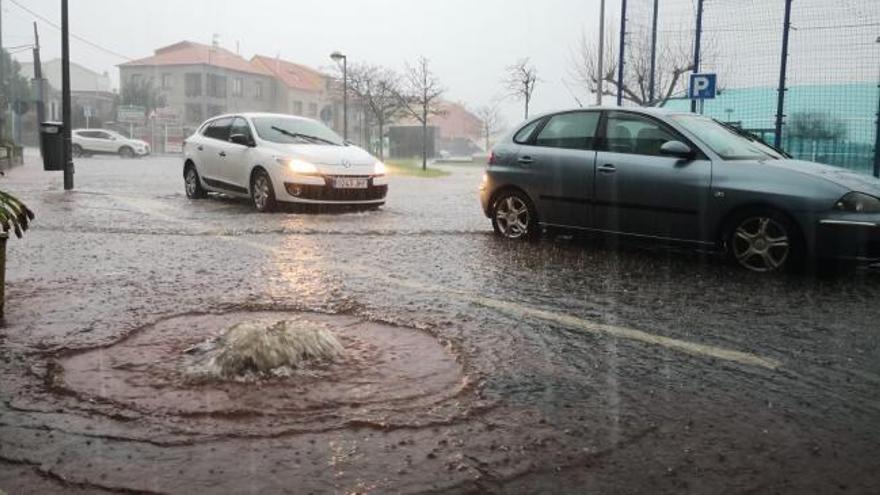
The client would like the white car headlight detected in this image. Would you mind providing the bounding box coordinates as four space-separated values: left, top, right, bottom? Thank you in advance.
373 161 387 176
277 157 319 175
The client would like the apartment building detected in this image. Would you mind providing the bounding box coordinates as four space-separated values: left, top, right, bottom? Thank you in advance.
119 41 278 126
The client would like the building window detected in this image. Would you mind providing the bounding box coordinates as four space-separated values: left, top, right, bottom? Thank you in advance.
292 101 303 115
131 74 142 85
232 78 243 97
308 103 318 117
207 74 227 98
185 73 202 97
185 103 203 124
254 82 263 100
162 74 173 89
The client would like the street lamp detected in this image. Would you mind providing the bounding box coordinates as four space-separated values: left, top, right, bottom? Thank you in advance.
330 51 348 141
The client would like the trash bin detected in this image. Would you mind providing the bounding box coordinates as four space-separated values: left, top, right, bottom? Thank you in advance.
40 122 65 171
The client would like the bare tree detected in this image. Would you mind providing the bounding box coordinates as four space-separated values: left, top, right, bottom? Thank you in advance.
475 102 504 151
504 58 539 120
397 56 445 171
569 26 696 107
345 63 404 161
788 112 846 141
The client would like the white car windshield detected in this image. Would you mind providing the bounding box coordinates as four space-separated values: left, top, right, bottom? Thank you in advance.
252 117 344 146
671 115 784 161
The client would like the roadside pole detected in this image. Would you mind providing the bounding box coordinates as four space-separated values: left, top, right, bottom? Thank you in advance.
649 0 659 105
596 0 605 106
690 0 704 113
617 0 627 106
61 0 74 190
32 23 46 134
0 0 5 142
774 0 793 150
873 79 879 178
874 36 880 178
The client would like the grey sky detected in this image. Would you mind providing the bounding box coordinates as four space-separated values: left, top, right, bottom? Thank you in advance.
5 0 614 128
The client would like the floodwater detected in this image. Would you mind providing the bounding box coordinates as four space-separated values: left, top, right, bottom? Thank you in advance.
2 153 880 493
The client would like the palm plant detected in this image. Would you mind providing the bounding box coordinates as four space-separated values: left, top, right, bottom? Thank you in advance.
0 190 33 320
0 190 34 238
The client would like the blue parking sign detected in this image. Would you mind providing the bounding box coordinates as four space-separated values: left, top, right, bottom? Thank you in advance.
688 73 717 100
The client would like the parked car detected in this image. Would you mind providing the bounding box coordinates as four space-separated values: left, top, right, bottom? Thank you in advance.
480 107 880 273
72 129 150 158
183 113 387 212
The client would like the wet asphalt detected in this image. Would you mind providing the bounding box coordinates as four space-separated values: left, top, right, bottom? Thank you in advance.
1 151 879 494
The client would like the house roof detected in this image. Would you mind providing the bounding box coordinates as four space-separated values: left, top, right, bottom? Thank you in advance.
250 55 326 93
119 41 272 76
398 101 484 141
21 59 113 93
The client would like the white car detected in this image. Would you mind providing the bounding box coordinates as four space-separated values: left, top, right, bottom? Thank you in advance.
72 129 150 158
182 113 388 212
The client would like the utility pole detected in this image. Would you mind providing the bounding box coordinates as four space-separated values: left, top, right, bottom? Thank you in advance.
61 0 74 190
596 0 605 106
649 0 659 105
32 23 46 153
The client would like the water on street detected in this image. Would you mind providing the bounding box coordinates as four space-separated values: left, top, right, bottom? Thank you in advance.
1 152 880 493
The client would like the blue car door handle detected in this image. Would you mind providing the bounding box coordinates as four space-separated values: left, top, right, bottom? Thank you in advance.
517 156 534 166
598 164 617 174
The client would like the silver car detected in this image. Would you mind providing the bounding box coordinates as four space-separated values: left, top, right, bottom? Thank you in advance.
480 107 880 273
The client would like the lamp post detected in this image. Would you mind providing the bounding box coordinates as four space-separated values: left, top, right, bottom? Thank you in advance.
330 51 348 141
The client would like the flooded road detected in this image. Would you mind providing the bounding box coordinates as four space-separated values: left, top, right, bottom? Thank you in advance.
2 153 880 493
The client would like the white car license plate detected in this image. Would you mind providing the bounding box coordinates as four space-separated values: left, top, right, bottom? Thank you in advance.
334 177 368 189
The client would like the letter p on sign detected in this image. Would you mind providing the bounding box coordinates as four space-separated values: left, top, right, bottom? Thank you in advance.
688 73 717 100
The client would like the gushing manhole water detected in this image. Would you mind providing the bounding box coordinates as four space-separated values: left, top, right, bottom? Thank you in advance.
56 312 471 433
182 318 345 381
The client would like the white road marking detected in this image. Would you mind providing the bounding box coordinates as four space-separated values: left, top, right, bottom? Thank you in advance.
115 195 782 371
235 238 781 370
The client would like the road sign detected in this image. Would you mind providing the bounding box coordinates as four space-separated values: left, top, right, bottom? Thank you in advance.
117 105 146 125
153 107 181 126
688 73 717 100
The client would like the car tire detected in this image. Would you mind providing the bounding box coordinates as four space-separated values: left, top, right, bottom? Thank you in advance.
184 164 207 199
491 189 539 240
251 168 277 213
72 144 83 158
724 208 804 273
119 146 135 158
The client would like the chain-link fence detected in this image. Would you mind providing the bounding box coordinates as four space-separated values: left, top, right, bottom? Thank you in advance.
618 0 880 176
